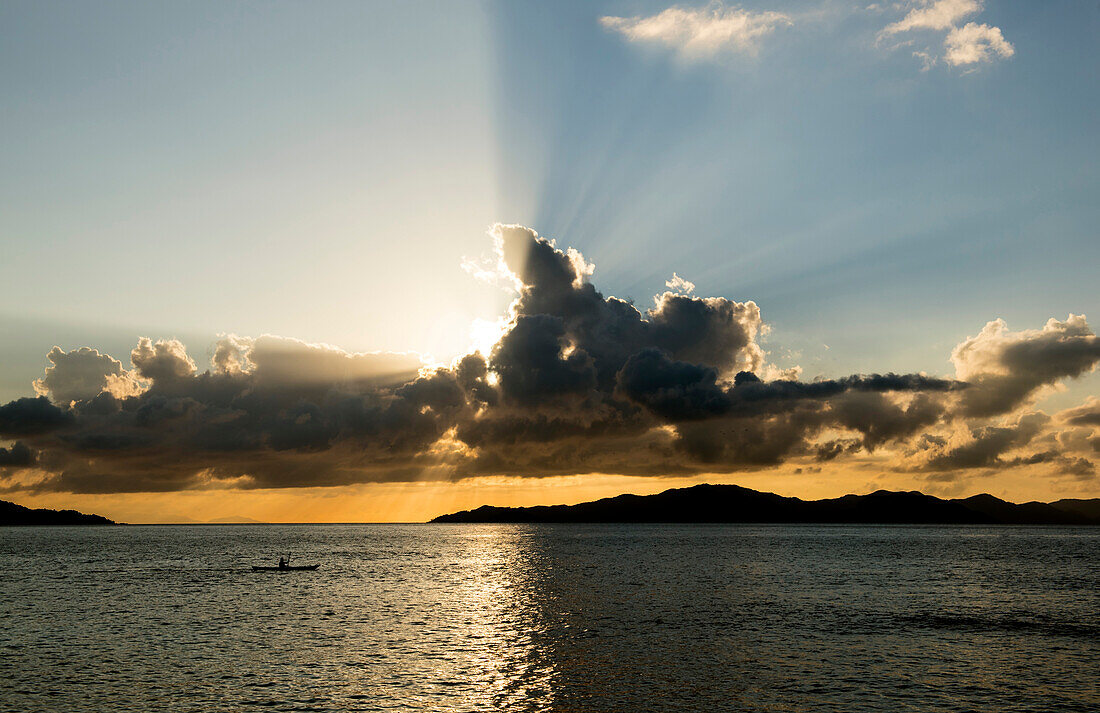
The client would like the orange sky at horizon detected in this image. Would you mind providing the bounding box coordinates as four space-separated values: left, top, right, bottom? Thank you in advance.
9 462 1097 524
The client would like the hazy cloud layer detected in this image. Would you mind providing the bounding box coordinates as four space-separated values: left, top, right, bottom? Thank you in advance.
1 225 1097 494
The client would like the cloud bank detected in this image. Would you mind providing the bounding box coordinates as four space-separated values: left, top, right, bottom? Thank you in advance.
1 225 1097 494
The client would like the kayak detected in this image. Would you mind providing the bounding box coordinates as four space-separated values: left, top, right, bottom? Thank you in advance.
251 564 320 571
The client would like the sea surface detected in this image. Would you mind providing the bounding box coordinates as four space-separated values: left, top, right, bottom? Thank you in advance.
1 524 1097 712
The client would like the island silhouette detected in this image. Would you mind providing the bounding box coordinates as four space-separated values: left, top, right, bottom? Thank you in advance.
431 484 1100 525
1 499 116 526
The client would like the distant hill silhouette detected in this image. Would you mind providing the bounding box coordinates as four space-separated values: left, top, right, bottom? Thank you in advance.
431 484 1100 525
1049 498 1100 521
1 499 116 526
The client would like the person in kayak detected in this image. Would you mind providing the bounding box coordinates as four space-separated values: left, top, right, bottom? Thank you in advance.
278 556 288 569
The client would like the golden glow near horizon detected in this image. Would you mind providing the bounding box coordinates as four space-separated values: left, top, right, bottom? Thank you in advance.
11 463 1089 525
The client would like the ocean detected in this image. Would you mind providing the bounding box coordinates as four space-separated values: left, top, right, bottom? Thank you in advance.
1 524 1097 712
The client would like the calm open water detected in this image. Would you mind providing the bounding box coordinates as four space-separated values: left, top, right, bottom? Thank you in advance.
1 524 1097 712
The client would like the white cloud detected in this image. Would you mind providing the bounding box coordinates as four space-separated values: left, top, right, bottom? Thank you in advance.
879 0 1012 70
943 22 1015 66
600 4 792 60
665 273 696 295
881 0 981 36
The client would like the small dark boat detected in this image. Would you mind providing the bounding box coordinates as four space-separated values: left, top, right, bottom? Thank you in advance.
253 555 318 572
251 564 320 572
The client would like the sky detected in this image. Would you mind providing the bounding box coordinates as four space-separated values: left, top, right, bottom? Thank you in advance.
1 1 1098 522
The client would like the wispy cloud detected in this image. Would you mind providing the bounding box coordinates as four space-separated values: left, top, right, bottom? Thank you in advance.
600 3 792 61
881 0 981 36
913 50 937 72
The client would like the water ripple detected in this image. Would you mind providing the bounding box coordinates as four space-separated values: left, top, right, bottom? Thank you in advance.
0 524 1096 712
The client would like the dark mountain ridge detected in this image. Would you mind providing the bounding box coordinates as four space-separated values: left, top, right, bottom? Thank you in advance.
1 499 116 526
431 484 1100 525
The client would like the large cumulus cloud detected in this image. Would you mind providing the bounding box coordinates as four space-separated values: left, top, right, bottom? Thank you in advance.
950 315 1100 417
1 225 1097 494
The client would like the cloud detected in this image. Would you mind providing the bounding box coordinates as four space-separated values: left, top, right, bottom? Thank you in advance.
0 225 1092 494
211 333 253 375
33 347 144 405
130 338 197 385
1060 397 1100 427
1060 456 1095 479
0 441 36 467
830 391 946 451
0 397 74 436
950 315 1100 417
492 315 598 406
665 273 696 295
881 0 981 36
943 22 1014 66
600 1 1013 73
923 412 1048 470
243 335 423 389
600 4 792 60
913 50 936 71
878 0 1013 70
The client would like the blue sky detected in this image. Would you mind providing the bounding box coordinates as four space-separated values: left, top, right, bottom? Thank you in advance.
2 0 1097 403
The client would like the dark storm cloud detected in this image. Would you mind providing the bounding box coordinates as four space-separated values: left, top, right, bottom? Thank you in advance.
829 391 941 451
492 315 598 405
491 224 767 386
0 225 1096 493
615 348 727 420
814 439 860 462
615 347 958 423
0 397 74 436
0 441 36 467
